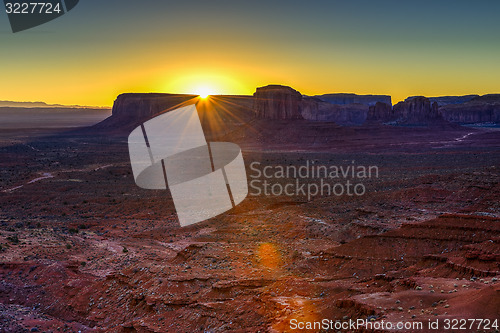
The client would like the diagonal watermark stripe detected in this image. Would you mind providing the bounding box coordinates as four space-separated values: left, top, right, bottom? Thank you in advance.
128 104 248 227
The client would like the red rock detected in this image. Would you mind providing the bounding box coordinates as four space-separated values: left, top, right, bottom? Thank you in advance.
301 97 368 125
440 94 500 124
314 93 391 106
393 96 445 125
366 102 394 124
253 85 303 120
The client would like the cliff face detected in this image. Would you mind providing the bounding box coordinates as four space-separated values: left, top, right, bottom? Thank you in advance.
315 93 391 106
97 93 256 134
439 94 500 124
253 85 303 120
405 95 478 107
254 85 368 124
393 96 443 125
102 88 500 133
107 93 196 129
300 97 334 121
366 102 394 124
301 97 368 125
105 87 372 128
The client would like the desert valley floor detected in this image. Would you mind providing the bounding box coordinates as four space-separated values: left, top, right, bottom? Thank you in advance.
0 123 499 332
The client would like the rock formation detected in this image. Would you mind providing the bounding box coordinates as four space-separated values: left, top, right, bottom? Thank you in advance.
95 93 255 133
301 97 368 125
365 102 394 124
405 95 478 107
300 97 334 121
253 85 303 119
314 93 391 106
101 87 500 132
439 94 500 124
393 96 443 125
331 104 368 125
391 94 500 124
254 85 369 124
104 86 388 129
105 93 196 130
306 92 392 124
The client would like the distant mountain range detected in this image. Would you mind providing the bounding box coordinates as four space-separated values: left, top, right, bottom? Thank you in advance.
0 100 109 109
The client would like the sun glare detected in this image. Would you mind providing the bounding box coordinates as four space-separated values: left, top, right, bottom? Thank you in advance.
164 73 249 98
196 87 212 98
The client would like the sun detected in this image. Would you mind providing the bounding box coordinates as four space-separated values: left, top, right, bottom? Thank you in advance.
196 87 213 99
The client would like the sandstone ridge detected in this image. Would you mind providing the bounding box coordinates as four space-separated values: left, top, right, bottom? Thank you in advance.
440 94 500 124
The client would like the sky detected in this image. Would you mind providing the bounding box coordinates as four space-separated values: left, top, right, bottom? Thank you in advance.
1 0 499 107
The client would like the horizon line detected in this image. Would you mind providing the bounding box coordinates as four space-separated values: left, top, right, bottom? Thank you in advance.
3 90 499 109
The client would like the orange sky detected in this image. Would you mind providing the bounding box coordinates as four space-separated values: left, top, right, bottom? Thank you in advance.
1 1 499 107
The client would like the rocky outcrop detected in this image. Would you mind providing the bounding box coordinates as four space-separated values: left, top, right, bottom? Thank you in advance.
101 88 499 133
104 93 196 130
406 95 478 107
305 92 392 124
331 104 368 125
301 97 368 125
253 85 303 119
315 93 391 106
393 96 444 125
254 86 369 124
104 86 387 129
439 94 500 124
366 102 394 124
95 93 256 133
396 94 500 124
300 97 335 121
